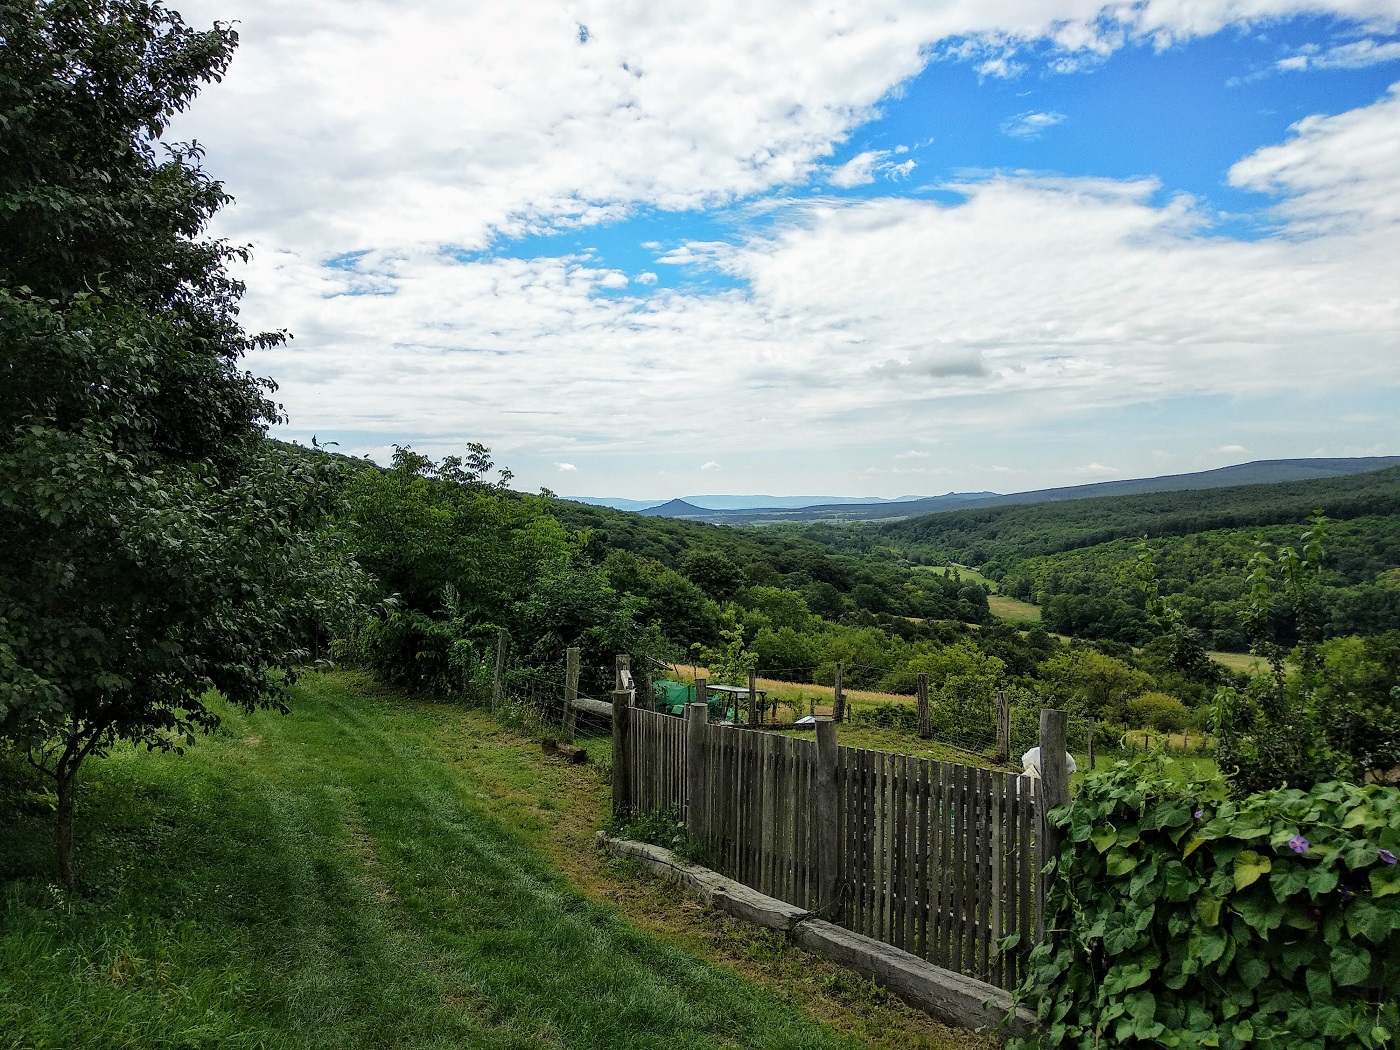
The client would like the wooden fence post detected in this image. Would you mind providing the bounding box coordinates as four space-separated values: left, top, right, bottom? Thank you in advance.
1087 719 1096 771
685 702 709 844
563 646 580 741
833 661 845 723
1037 708 1070 941
615 653 631 691
612 687 633 818
916 672 931 739
995 688 1011 763
747 670 758 727
696 677 707 719
492 628 507 708
815 716 840 917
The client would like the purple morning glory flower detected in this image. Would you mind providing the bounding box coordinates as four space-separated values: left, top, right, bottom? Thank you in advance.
1381 849 1398 865
1194 809 1205 820
1289 836 1310 855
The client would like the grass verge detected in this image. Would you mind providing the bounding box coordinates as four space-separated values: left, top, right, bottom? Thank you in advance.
1 671 984 1050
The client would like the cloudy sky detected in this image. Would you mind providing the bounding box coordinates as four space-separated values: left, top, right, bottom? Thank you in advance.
170 0 1400 500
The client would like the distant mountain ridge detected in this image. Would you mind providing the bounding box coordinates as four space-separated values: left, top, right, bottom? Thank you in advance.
571 457 1400 525
568 493 930 513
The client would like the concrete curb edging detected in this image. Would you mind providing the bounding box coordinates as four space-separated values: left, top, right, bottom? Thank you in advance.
597 833 1037 1041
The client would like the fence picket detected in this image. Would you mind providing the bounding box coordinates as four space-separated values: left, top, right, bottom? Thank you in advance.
617 709 1040 991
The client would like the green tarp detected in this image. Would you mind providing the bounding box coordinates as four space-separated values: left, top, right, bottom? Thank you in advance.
650 679 736 720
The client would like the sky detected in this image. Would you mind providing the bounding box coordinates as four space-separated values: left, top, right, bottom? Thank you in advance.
169 0 1400 500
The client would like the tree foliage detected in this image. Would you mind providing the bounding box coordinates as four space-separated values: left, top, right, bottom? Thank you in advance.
0 0 364 886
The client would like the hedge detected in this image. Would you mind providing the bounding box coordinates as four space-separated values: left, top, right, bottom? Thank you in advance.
1011 759 1400 1049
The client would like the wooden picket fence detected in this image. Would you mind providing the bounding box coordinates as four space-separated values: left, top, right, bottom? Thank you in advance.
620 706 1044 990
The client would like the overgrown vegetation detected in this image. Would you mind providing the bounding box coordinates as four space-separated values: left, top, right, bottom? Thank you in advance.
1013 758 1400 1050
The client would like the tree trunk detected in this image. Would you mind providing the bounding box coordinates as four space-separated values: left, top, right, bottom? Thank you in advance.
56 765 77 890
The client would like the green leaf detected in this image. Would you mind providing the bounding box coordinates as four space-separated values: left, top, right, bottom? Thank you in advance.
1197 894 1223 927
1234 895 1284 936
1305 966 1332 1002
1197 926 1228 965
1164 860 1199 902
1107 846 1138 877
1345 897 1395 943
1370 865 1400 898
1234 850 1272 890
1304 865 1339 895
1330 942 1372 987
1102 911 1141 955
1238 955 1271 990
1269 862 1310 902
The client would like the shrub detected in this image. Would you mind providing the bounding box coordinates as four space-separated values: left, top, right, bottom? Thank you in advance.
1011 759 1400 1050
1123 691 1193 734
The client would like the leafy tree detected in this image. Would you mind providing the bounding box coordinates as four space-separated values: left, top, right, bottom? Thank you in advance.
680 548 747 600
741 585 811 634
0 1 364 886
691 610 757 686
339 447 651 699
1211 515 1400 792
1039 647 1154 720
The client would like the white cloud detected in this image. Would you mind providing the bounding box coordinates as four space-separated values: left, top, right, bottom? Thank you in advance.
701 461 722 470
1278 37 1400 71
234 86 1400 480
1000 111 1067 139
1075 462 1120 476
895 449 932 459
155 3 1400 490
172 0 1400 256
1229 83 1400 233
828 150 918 187
556 462 579 471
1218 444 1248 453
829 151 886 188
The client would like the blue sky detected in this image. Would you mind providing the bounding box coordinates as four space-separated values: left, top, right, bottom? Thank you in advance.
174 0 1400 498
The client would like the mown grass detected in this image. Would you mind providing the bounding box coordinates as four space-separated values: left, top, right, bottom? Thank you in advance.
1 673 981 1050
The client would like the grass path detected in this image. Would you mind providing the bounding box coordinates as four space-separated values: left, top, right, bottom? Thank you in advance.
1 673 981 1050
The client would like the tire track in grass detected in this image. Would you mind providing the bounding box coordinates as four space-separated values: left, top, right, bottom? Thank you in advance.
246 675 866 1050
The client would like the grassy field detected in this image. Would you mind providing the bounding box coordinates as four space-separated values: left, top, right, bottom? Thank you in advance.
1207 650 1267 674
915 565 996 591
985 596 1041 622
0 673 982 1050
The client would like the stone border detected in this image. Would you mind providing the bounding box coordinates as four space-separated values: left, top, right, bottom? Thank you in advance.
597 833 1038 1041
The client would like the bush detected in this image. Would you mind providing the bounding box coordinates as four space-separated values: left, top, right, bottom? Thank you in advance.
1012 759 1400 1050
1123 691 1193 734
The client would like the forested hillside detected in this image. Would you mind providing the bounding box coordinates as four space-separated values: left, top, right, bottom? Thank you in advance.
865 464 1400 647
